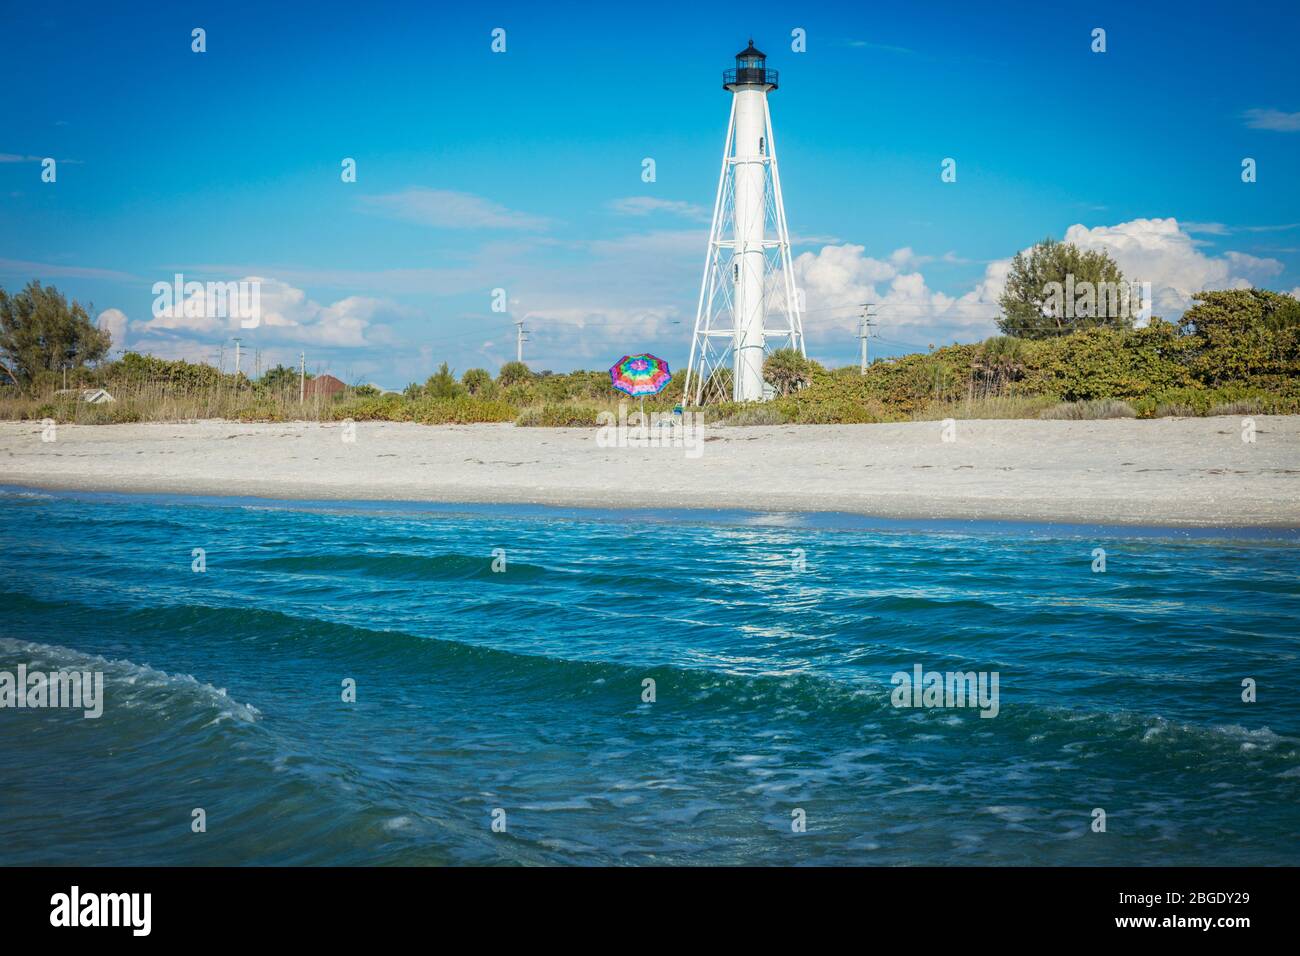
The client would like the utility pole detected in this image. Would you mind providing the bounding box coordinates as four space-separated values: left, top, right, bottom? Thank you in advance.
233 337 242 378
857 303 877 374
515 319 530 364
299 352 306 403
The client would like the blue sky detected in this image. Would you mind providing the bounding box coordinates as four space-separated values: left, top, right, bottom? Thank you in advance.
2 0 1298 387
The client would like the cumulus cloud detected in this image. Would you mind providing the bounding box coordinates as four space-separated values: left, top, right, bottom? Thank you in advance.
359 188 550 230
1062 218 1284 313
793 243 1005 347
131 277 401 349
96 308 127 347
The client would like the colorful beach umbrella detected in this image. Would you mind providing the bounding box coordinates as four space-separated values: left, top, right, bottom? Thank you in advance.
609 353 671 397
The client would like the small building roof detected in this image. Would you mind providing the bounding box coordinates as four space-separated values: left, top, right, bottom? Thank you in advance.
303 373 347 397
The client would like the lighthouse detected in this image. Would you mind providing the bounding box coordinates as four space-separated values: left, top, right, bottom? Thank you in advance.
684 40 805 405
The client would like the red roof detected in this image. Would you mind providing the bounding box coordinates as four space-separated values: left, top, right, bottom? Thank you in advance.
303 374 347 397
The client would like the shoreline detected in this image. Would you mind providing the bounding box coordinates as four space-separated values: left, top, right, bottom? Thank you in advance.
5 483 1299 539
2 417 1298 528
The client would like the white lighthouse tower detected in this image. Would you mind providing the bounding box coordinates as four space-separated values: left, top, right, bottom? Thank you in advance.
684 40 805 405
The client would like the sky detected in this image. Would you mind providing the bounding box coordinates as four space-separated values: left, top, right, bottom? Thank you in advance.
2 0 1299 388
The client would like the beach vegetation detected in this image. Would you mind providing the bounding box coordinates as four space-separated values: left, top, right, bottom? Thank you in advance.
2 284 1297 427
497 361 532 387
461 368 493 396
515 403 602 427
763 348 819 396
423 362 462 399
1039 398 1138 420
0 280 112 384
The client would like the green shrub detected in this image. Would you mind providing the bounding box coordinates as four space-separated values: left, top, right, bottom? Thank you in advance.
462 368 493 396
424 362 462 399
763 348 819 397
1178 289 1300 386
498 361 532 387
1024 321 1195 402
410 397 516 424
1134 385 1285 418
775 396 886 424
713 404 788 426
331 393 408 421
515 403 601 427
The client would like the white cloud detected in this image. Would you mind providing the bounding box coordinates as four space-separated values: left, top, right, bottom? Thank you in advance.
1062 218 1284 313
96 308 127 346
607 196 708 220
792 243 1004 347
132 277 401 349
1243 108 1300 132
359 188 550 230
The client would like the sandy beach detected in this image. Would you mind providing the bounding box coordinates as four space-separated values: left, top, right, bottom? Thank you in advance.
1 416 1296 526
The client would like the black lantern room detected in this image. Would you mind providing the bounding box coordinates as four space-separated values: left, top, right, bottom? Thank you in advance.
723 38 778 90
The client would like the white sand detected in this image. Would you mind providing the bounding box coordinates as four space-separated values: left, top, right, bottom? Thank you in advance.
1 416 1296 526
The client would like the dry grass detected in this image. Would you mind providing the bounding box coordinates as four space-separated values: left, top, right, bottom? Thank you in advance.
1039 399 1138 420
0 380 338 424
913 394 1060 421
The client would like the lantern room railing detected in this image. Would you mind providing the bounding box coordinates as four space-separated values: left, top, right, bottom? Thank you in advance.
723 67 778 89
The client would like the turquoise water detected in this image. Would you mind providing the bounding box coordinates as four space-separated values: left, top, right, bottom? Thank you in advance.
1 488 1297 866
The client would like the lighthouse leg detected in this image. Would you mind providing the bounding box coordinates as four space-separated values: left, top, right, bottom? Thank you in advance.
686 98 735 407
732 88 767 402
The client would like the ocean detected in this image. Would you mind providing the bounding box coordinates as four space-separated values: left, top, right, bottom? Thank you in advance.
1 487 1296 866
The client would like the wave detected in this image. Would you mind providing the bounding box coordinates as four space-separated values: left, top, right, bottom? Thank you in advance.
0 636 261 725
5 591 1293 781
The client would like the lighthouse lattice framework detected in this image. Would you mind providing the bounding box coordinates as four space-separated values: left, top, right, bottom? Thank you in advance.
684 40 805 405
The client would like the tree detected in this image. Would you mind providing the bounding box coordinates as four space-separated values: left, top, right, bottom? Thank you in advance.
461 367 492 395
997 239 1133 339
497 360 531 387
0 280 111 384
259 364 307 391
763 348 817 397
424 361 462 399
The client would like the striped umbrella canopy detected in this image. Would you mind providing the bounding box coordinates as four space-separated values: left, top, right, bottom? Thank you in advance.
609 353 671 397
